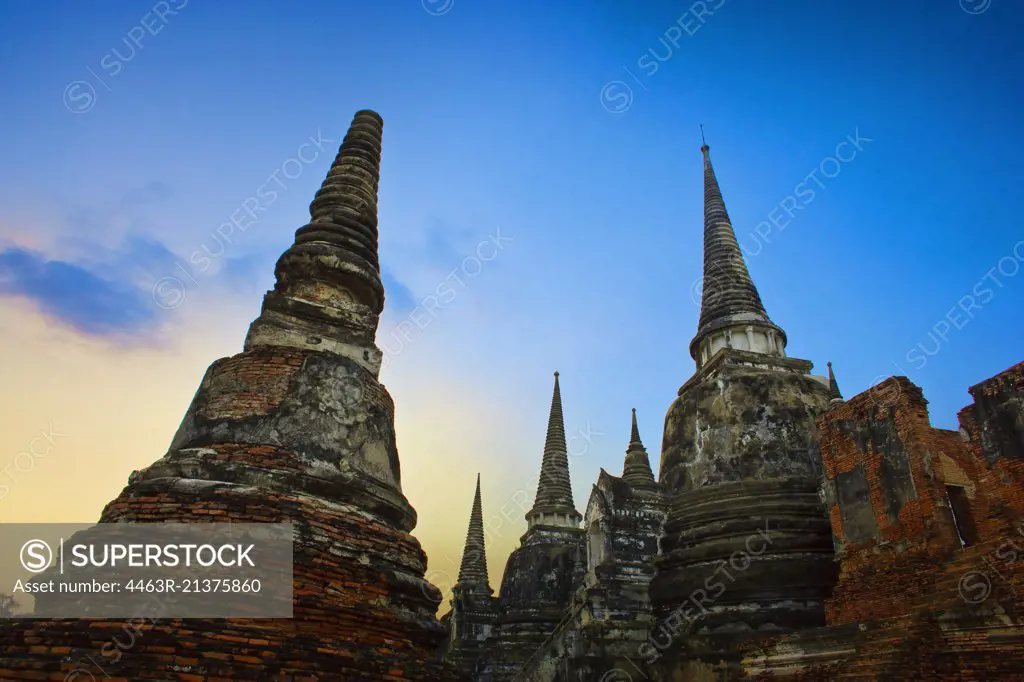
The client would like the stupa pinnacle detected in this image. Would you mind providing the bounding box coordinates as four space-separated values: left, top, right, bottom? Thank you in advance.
622 408 657 488
828 361 844 403
691 138 787 368
526 371 581 528
456 473 491 595
245 109 387 375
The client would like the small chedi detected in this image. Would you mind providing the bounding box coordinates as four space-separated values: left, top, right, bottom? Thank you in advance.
441 473 500 673
2 114 1022 681
0 110 466 681
474 372 588 680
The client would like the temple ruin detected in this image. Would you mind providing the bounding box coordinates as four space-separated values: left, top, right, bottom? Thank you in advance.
1 111 1022 681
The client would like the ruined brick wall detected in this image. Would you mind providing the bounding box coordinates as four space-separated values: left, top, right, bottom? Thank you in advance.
737 365 1024 680
958 360 1024 539
820 369 1024 626
0 458 459 680
819 377 968 624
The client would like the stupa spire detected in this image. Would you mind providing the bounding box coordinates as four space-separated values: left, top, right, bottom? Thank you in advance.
623 408 656 488
527 372 581 528
2 110 464 680
244 109 387 375
689 134 788 367
828 361 844 403
456 474 491 595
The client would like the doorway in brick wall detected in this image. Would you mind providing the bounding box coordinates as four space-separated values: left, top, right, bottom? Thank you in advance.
946 484 979 547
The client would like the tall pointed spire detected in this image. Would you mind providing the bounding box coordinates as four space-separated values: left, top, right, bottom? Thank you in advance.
629 407 642 445
456 474 491 595
827 361 844 403
527 372 581 528
245 109 387 375
623 408 657 488
5 110 466 681
689 137 788 367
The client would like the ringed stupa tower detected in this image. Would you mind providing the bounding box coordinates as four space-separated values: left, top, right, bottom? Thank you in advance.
0 110 465 681
649 139 839 652
477 372 586 681
442 474 499 676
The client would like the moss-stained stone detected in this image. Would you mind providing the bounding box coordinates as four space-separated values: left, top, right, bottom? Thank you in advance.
0 109 466 682
651 350 838 642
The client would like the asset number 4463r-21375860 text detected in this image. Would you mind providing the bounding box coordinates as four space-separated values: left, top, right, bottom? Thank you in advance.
124 578 262 593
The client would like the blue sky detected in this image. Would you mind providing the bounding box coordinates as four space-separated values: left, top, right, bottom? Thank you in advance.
1 0 1022 595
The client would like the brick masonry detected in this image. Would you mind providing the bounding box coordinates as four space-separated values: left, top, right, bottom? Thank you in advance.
740 362 1024 679
0 109 468 681
0 354 463 680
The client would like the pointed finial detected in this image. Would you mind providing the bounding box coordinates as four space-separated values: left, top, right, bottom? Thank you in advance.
456 472 491 594
689 123 784 365
554 370 559 378
527 370 580 527
700 124 709 153
623 408 656 488
827 361 844 403
243 109 387 374
630 408 641 444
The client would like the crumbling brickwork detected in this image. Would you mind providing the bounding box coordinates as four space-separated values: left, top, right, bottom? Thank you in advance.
0 450 454 680
819 370 1024 628
0 109 467 682
819 377 967 624
200 350 306 419
958 360 1024 539
740 365 1024 680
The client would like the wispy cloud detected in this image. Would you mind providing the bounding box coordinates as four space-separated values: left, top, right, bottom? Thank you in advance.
0 245 158 338
0 231 261 342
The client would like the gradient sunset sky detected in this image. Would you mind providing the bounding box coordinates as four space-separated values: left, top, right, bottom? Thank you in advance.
1 0 1022 608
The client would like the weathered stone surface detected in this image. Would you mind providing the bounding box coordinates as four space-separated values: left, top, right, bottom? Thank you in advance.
652 350 837 637
690 145 787 370
0 109 466 682
165 348 412 528
443 475 499 677
475 374 586 681
480 526 585 678
527 372 581 527
514 413 667 681
659 351 831 490
735 367 1024 680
